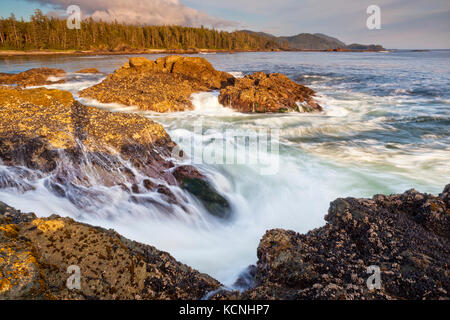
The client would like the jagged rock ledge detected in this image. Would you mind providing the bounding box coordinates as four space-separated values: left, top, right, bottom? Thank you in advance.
0 87 230 218
79 55 322 113
79 56 235 112
0 202 220 299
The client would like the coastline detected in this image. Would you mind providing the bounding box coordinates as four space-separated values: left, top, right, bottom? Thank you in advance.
0 48 389 58
0 48 275 57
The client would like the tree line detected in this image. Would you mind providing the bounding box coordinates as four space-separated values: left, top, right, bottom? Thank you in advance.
0 10 279 51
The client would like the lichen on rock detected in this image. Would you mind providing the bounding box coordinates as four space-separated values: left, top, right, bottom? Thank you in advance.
212 185 450 300
80 55 235 112
0 87 230 217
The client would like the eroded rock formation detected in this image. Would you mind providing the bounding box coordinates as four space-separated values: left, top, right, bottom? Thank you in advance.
79 56 235 112
0 68 66 87
0 202 220 299
0 87 230 217
218 72 322 113
214 186 450 300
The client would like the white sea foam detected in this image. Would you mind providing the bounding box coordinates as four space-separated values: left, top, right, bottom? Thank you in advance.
191 91 235 115
46 76 64 82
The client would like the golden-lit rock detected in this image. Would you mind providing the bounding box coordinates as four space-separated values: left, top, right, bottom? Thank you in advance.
0 68 66 87
0 87 230 216
80 56 235 112
0 202 221 300
219 72 322 113
0 87 169 153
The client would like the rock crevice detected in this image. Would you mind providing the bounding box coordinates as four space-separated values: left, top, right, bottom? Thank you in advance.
0 202 220 300
0 87 230 217
214 186 450 300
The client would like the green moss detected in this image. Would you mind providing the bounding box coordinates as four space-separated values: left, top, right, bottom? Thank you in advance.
181 178 231 218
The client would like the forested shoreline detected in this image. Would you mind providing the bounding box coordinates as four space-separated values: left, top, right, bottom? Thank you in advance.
0 10 279 51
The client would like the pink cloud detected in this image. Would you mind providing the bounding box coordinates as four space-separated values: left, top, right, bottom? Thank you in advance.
27 0 238 28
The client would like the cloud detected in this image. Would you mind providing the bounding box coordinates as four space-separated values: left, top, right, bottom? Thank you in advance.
26 0 238 28
25 0 450 48
185 0 449 48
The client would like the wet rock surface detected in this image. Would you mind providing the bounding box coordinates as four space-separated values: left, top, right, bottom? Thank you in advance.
213 186 450 300
0 203 220 299
0 87 229 216
80 56 234 112
219 72 322 113
0 68 66 87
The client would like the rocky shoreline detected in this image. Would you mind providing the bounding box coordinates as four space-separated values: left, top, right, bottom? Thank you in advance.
1 186 448 299
0 56 448 300
1 56 321 114
0 86 230 218
0 202 220 299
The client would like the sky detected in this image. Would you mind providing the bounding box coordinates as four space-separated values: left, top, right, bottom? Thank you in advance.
1 0 449 49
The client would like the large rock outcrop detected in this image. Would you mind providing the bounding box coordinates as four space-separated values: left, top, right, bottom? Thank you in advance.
75 68 100 74
0 87 230 217
214 186 450 300
218 72 322 113
79 56 235 112
0 68 66 87
0 202 220 299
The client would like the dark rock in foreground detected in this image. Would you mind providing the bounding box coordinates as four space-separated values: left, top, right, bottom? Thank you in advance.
0 68 66 87
80 56 235 112
219 72 322 113
0 202 220 299
180 178 231 219
213 185 450 300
